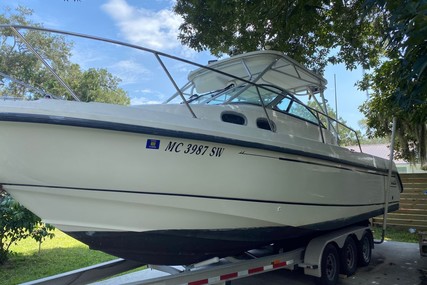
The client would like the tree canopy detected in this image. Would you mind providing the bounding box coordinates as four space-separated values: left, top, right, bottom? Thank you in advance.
174 0 383 73
175 0 427 167
359 0 427 167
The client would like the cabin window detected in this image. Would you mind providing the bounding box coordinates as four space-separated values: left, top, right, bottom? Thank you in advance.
221 112 246 125
287 101 318 124
257 118 276 131
275 98 319 125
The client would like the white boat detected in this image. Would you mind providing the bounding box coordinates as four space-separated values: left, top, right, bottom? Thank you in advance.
0 26 402 265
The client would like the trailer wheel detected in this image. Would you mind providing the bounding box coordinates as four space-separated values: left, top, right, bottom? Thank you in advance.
340 236 358 276
357 230 373 267
317 243 340 285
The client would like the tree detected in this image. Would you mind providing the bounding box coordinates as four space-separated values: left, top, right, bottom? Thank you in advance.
174 0 384 73
359 0 427 168
174 0 427 167
0 188 54 264
76 68 129 104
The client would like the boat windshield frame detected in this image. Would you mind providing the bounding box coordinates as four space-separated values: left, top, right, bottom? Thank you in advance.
187 83 328 129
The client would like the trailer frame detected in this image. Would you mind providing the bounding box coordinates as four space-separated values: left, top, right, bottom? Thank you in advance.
22 225 374 285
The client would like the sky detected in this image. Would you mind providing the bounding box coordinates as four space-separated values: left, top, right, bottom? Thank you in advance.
1 0 369 130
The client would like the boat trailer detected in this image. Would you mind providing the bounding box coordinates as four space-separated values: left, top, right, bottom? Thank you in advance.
21 226 372 285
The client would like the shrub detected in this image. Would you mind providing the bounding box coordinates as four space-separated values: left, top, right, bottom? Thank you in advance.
0 189 54 264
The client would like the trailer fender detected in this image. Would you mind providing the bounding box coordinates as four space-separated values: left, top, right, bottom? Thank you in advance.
302 226 369 277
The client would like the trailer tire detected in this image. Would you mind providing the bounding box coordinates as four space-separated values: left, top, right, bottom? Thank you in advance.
340 236 358 276
317 243 340 285
357 230 373 267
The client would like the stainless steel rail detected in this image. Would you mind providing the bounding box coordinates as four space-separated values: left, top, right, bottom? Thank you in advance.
0 24 290 119
10 27 81 101
0 71 57 99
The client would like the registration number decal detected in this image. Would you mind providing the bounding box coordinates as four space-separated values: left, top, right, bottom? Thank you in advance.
164 141 225 157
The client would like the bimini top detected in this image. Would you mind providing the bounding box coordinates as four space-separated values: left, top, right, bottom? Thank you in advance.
188 50 327 96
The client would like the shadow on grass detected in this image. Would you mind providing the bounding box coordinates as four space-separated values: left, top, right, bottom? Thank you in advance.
0 246 115 285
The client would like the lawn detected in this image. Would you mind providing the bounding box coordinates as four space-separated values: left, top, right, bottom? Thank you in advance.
0 229 115 285
372 225 421 243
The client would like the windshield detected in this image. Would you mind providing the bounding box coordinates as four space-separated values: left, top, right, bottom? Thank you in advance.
189 84 284 106
187 83 321 126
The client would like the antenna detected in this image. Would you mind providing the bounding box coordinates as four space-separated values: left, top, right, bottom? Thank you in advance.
334 74 339 134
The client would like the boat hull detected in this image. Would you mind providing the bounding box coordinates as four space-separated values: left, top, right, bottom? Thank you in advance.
67 227 316 265
0 109 402 265
67 219 385 265
4 182 399 265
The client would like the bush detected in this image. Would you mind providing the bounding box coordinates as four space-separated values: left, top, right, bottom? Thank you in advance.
0 188 54 264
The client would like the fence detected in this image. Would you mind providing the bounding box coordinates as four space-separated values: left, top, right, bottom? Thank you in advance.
373 173 427 230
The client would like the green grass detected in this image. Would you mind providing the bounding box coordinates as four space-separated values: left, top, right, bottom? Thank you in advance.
0 229 115 285
372 225 421 243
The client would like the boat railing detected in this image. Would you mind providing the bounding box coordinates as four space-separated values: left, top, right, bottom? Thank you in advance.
0 96 24 101
0 25 294 132
0 25 281 118
269 92 362 150
0 71 57 100
0 24 362 152
313 108 362 151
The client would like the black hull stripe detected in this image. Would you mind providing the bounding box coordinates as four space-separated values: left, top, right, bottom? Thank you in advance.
240 151 389 178
3 183 400 208
0 112 395 175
